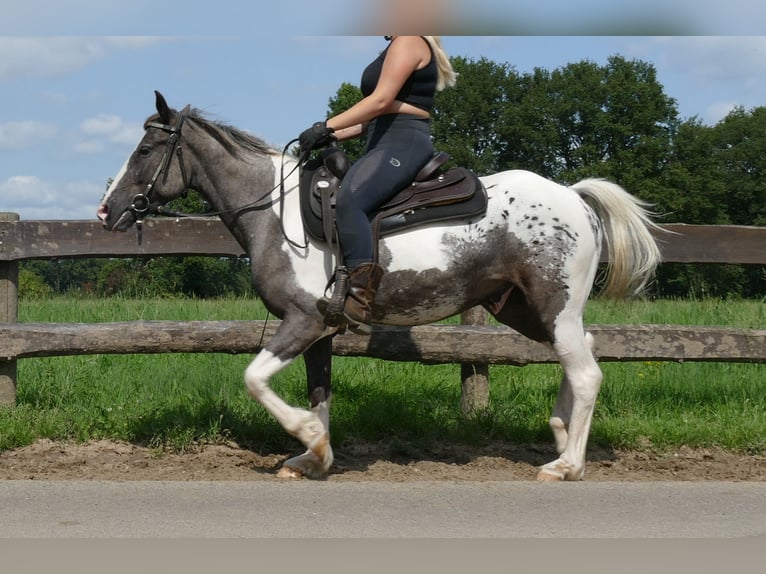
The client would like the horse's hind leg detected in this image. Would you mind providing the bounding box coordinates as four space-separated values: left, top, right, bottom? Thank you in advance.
538 316 602 481
488 283 601 480
549 331 596 455
244 322 334 479
277 335 334 479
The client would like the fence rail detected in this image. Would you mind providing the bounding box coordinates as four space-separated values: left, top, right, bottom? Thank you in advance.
2 321 764 364
1 215 765 407
2 218 765 263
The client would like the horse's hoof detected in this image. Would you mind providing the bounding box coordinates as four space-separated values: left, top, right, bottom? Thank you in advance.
276 466 305 479
276 441 333 480
537 458 584 481
536 469 565 481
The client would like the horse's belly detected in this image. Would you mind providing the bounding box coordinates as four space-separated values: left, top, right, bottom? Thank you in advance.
375 233 502 326
373 290 467 326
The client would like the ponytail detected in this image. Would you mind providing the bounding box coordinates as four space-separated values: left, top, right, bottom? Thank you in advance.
423 36 457 91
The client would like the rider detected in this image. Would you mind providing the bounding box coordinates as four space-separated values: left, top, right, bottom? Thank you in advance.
299 35 457 330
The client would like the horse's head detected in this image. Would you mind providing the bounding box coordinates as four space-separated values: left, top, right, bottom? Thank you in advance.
97 91 191 231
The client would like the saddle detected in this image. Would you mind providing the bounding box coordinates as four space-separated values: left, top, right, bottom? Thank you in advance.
299 148 487 257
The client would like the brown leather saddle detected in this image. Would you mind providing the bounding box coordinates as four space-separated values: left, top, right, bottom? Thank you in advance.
299 148 487 257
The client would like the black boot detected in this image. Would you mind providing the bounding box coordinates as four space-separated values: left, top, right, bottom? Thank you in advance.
342 262 384 333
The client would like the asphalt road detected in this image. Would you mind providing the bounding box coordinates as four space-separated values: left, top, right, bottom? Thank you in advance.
1 480 765 538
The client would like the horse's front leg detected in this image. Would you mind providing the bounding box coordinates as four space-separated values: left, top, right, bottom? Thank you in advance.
277 335 334 479
244 323 335 479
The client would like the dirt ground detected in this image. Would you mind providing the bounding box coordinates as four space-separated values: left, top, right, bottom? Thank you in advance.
1 438 764 481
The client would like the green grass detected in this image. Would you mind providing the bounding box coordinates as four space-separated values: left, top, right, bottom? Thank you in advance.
1 295 764 454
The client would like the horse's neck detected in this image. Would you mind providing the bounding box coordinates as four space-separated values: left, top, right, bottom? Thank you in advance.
199 152 305 257
200 152 333 304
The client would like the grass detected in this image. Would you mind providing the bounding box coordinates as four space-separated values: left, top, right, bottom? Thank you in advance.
1 295 764 455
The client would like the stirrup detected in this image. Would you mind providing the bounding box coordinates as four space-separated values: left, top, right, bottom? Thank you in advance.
322 266 350 328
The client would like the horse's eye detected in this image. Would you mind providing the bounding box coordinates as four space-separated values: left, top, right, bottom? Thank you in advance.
138 145 152 158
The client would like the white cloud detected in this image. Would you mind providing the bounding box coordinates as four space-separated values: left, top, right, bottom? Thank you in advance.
82 115 143 143
0 36 173 81
0 175 103 220
77 114 143 154
81 115 125 136
0 37 105 81
0 121 58 150
0 175 56 205
1 1 143 34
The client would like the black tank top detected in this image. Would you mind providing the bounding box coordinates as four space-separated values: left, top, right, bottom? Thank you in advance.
360 38 437 112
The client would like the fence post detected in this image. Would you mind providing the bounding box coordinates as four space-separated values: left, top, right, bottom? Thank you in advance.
459 306 490 415
0 213 19 405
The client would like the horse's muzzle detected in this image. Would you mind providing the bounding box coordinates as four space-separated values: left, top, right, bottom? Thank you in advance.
97 204 133 232
96 204 109 224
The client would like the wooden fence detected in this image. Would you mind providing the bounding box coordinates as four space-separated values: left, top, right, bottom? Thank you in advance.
1 214 765 408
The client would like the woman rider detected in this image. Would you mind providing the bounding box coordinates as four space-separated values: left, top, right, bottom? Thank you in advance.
299 35 457 331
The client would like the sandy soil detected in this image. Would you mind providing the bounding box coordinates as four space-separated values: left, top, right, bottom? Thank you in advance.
1 438 764 481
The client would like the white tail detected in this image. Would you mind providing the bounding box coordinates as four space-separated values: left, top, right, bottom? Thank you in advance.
571 178 663 298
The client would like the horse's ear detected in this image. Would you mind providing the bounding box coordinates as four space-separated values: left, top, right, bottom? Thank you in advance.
155 90 171 123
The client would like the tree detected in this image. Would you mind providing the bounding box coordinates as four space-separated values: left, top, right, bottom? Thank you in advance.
514 56 679 194
431 56 520 175
656 118 729 223
18 267 53 299
326 82 366 161
712 106 766 226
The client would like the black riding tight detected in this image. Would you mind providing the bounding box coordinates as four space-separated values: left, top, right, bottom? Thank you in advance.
335 114 434 268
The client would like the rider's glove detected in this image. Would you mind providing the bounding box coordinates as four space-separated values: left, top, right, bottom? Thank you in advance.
299 121 336 154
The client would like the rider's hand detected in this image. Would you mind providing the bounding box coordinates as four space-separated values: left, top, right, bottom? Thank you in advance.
299 121 335 154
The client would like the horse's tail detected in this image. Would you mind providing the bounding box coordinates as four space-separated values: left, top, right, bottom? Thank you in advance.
571 178 663 298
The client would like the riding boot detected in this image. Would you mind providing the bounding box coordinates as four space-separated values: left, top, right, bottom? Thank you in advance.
342 262 384 332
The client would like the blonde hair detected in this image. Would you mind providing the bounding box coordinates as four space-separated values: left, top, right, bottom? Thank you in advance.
423 36 456 91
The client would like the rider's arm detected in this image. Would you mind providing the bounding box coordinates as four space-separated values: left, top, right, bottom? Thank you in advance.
326 36 430 132
332 123 367 141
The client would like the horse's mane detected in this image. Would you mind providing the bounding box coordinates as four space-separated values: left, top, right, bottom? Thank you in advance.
190 108 277 157
147 108 277 158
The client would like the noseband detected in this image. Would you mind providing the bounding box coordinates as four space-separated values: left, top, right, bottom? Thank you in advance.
128 105 191 243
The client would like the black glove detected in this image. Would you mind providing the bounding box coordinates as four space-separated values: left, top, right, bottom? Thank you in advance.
299 121 335 154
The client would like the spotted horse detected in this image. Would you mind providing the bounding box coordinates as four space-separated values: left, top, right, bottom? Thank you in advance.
97 92 662 481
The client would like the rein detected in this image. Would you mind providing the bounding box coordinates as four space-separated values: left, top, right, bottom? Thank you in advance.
126 110 306 248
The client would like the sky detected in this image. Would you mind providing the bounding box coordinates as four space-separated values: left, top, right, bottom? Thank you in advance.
2 0 766 220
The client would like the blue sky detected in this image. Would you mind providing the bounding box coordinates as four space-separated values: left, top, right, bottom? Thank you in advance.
2 1 766 220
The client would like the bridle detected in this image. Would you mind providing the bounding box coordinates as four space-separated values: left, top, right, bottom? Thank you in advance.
120 104 307 247
126 105 191 243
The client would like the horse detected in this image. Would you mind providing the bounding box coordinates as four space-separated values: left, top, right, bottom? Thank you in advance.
97 91 662 481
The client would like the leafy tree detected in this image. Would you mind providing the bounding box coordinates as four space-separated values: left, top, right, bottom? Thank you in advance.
515 56 679 194
94 256 253 298
22 259 102 294
654 118 728 223
431 56 520 175
326 82 366 161
712 106 766 226
18 267 53 299
708 106 766 297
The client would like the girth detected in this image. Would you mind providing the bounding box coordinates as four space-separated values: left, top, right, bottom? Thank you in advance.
299 149 487 257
